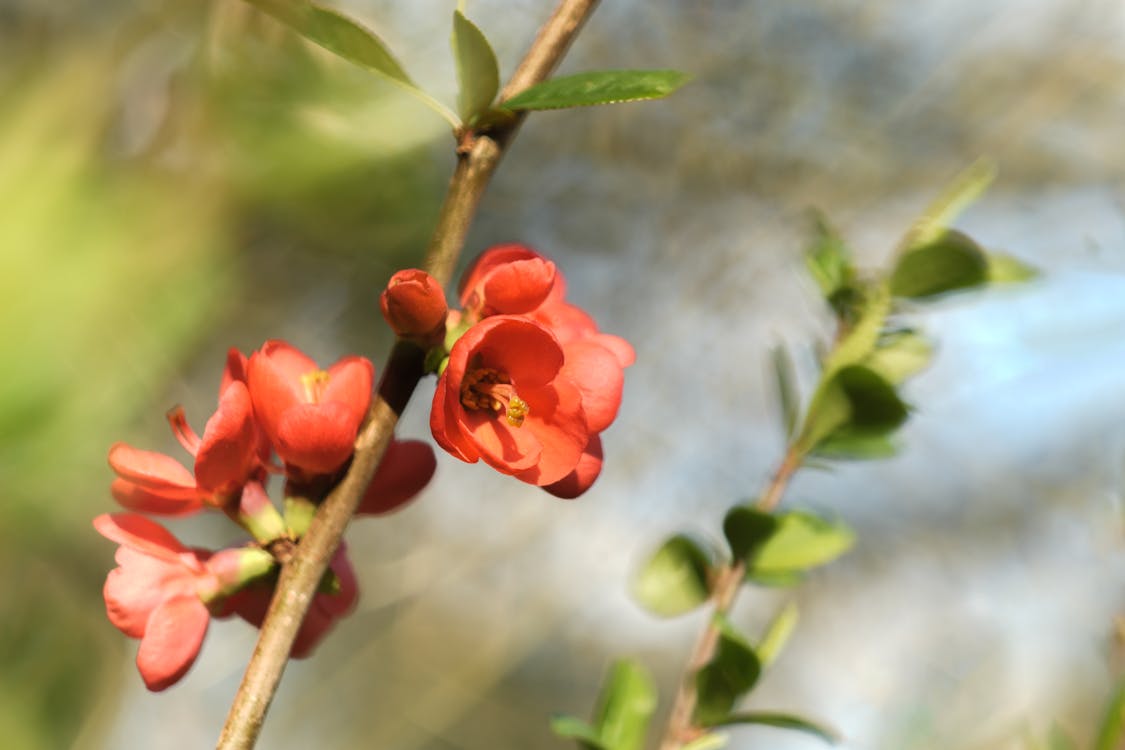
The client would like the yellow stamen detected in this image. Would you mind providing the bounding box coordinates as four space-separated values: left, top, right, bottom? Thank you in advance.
301 370 331 403
460 367 530 427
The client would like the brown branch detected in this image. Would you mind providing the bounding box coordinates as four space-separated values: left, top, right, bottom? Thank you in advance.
658 446 803 750
215 2 601 747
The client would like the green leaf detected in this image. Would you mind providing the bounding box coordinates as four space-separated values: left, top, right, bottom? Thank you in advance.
863 330 933 385
804 364 909 458
986 252 1038 283
750 512 855 575
823 282 892 376
451 10 500 123
243 0 460 126
890 229 989 299
723 507 778 563
501 70 690 111
711 712 839 744
550 716 606 749
694 616 762 727
834 365 909 430
633 535 715 617
745 569 806 587
757 601 799 668
805 213 853 299
1094 677 1125 750
812 432 899 460
593 660 658 750
901 159 996 251
682 734 729 750
771 345 800 439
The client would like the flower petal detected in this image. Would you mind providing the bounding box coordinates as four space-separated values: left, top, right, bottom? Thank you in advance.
560 339 625 434
195 381 258 494
543 435 604 499
247 343 309 444
430 376 479 463
461 316 564 388
480 256 557 314
513 378 588 486
321 356 374 417
110 479 205 516
108 443 197 494
275 401 358 475
357 439 437 516
94 513 190 562
136 594 210 691
103 549 183 637
462 406 542 474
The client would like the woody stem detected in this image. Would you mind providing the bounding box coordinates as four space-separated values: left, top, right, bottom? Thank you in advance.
215 2 601 748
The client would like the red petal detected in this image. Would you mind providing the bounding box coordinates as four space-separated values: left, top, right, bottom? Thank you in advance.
457 244 542 303
429 376 479 463
463 316 564 387
258 340 318 381
221 348 249 393
560 339 625 434
194 381 258 494
462 406 542 474
322 356 374 418
110 479 205 516
275 401 358 475
480 257 557 314
108 443 197 494
136 594 209 691
513 378 589 486
357 439 437 516
103 549 184 637
93 513 190 563
247 343 308 445
543 434 604 499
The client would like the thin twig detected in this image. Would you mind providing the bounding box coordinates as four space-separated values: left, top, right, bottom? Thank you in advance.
215 2 600 747
658 446 802 750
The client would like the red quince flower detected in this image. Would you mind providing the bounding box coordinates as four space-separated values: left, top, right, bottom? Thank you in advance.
109 355 267 515
380 269 448 343
247 340 374 477
357 438 437 516
459 243 558 318
93 513 272 691
431 316 589 487
222 544 358 658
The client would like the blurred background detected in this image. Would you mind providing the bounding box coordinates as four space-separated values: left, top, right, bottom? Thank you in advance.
2 0 1124 748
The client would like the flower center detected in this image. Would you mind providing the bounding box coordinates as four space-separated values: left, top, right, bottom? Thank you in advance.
460 367 529 427
301 370 331 403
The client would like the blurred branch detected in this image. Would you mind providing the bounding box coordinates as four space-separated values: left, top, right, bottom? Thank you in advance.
659 446 802 750
215 1 600 748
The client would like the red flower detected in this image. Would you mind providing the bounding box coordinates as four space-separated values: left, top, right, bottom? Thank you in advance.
247 340 374 476
357 438 437 516
431 316 589 487
109 352 267 515
380 269 448 343
459 243 558 318
93 513 270 691
222 544 358 659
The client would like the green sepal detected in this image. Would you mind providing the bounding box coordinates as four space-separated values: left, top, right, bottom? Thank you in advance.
284 494 317 538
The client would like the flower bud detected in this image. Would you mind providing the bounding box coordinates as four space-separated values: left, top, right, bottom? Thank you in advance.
380 269 448 342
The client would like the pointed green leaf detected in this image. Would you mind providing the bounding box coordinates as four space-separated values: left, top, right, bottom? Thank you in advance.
863 330 933 385
501 70 690 111
723 506 778 563
901 159 996 251
633 535 715 617
1094 677 1125 750
451 10 500 122
813 432 899 460
242 0 460 126
805 213 853 299
833 365 909 431
695 616 762 727
986 252 1038 283
823 282 892 375
711 712 839 744
771 345 800 439
593 660 658 750
890 229 988 299
245 0 413 84
803 364 909 458
757 601 799 668
751 512 855 575
550 716 606 749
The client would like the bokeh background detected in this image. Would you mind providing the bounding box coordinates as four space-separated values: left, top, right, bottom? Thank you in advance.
2 1 1124 748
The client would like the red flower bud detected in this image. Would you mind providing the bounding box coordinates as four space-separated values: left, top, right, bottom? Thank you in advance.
380 269 448 342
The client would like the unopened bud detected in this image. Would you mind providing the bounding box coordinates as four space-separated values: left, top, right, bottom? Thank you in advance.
380 269 448 342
